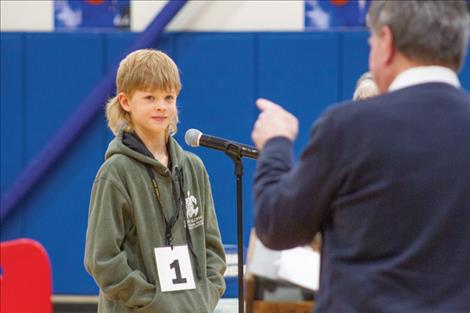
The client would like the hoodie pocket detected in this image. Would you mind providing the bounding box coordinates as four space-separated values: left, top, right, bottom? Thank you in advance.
133 293 172 313
206 279 221 312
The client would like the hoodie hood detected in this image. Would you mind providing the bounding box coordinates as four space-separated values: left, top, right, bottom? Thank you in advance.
105 131 185 175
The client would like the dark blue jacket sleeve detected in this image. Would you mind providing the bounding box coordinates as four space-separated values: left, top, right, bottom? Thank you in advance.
254 111 341 250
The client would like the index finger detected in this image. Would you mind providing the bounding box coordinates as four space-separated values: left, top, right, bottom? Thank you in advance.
256 98 282 111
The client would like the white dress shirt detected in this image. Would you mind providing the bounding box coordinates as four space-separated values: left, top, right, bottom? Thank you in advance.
389 66 461 92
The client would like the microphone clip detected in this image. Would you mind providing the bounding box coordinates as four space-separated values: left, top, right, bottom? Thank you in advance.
224 143 244 176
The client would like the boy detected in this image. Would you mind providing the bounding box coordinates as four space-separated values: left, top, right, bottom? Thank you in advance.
84 49 226 312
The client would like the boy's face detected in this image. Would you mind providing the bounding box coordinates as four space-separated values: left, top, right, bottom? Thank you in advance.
119 88 177 137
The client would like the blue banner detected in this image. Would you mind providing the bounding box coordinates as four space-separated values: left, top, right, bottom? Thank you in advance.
54 0 130 30
305 0 370 30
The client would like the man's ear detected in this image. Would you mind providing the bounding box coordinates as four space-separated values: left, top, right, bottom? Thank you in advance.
118 92 131 112
382 26 395 66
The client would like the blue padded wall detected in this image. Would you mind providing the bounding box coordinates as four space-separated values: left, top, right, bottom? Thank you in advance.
1 34 25 239
460 52 470 89
173 33 257 249
20 33 106 293
258 32 340 156
341 31 370 101
1 31 470 296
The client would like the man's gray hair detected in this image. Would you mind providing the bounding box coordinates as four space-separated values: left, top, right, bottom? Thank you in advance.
367 1 469 70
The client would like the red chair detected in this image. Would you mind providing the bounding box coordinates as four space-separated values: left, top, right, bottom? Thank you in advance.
0 239 52 313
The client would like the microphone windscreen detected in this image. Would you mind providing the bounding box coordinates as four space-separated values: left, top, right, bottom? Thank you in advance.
185 128 202 147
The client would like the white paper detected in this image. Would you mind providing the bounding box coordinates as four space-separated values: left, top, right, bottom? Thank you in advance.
277 246 320 291
154 245 196 292
246 238 282 280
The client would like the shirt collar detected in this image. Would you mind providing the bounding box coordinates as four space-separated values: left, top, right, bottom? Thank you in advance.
388 66 461 92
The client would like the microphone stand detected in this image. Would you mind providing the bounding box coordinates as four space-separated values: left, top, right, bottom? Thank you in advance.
224 143 245 313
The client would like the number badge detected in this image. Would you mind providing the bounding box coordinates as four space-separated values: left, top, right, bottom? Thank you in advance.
154 245 196 292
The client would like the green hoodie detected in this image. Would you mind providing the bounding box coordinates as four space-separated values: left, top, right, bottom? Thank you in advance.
84 132 226 313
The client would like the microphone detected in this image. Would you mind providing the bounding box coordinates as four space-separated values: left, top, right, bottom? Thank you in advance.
185 129 259 160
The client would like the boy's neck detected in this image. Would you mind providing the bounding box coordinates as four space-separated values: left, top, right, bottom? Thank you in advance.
134 128 169 167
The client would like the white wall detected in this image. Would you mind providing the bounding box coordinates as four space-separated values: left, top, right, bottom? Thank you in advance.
1 0 304 32
1 0 54 31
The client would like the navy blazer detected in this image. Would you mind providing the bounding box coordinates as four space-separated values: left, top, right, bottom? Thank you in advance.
254 83 470 312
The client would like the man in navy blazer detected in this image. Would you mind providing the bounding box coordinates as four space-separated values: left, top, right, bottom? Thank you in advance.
251 1 470 312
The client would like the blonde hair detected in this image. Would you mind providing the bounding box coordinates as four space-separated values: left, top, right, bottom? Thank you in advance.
105 49 182 136
353 72 379 100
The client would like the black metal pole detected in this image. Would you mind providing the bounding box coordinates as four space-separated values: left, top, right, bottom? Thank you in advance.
225 145 244 313
235 161 244 313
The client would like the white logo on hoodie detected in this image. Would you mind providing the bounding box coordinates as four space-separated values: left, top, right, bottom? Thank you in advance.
185 190 199 218
185 190 203 230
